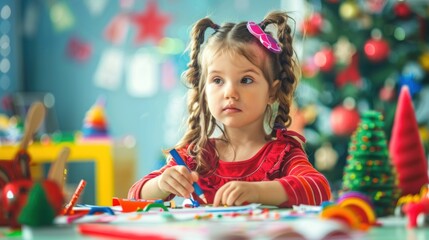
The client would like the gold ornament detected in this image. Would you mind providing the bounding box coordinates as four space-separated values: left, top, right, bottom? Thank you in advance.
340 1 361 20
419 126 429 143
334 36 356 65
419 52 429 72
315 142 339 171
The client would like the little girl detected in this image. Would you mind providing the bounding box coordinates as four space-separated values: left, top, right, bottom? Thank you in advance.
129 11 331 207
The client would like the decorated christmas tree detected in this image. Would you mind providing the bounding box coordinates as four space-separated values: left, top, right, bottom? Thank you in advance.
342 111 398 217
295 0 429 188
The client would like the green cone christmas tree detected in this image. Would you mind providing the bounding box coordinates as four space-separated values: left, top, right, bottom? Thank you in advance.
342 111 399 217
18 182 56 227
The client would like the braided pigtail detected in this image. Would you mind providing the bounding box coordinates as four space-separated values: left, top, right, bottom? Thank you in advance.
262 12 299 137
176 18 219 173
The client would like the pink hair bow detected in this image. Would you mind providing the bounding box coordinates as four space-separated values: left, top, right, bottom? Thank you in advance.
247 21 282 54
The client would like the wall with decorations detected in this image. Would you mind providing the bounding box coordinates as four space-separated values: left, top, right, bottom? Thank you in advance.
7 0 304 180
0 0 20 113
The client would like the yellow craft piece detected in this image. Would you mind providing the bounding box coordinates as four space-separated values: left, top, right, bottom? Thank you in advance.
338 198 376 225
320 206 360 229
397 185 429 207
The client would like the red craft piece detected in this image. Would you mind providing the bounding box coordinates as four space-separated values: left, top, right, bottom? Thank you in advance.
389 86 429 196
130 0 171 44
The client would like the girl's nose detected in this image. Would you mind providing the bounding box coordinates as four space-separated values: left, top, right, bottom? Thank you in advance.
224 82 239 100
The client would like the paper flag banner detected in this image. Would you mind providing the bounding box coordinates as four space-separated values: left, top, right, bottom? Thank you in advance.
67 37 92 62
83 0 108 16
163 91 185 146
49 1 75 32
23 2 39 37
126 52 159 97
130 0 171 44
161 59 178 91
104 14 130 45
94 48 124 90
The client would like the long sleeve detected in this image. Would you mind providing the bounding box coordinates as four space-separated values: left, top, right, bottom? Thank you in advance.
127 160 177 200
276 146 331 207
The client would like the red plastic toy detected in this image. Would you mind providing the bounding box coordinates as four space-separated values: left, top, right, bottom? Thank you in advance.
1 179 64 229
403 197 429 228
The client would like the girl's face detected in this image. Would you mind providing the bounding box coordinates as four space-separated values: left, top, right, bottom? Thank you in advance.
205 50 277 131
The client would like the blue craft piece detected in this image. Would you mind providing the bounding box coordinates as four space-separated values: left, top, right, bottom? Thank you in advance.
88 206 115 215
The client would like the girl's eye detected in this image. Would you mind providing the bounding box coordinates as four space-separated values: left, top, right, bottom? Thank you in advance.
241 77 253 84
213 78 223 84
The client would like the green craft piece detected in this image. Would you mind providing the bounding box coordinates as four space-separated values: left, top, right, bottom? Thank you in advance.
18 182 56 227
143 203 169 212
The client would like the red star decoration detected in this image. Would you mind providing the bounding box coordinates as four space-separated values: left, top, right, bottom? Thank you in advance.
130 1 171 44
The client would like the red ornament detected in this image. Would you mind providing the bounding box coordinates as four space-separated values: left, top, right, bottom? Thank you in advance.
130 0 171 44
302 58 319 78
379 85 395 101
330 106 360 136
364 37 390 62
365 0 387 13
394 1 413 19
301 13 323 36
335 53 362 88
314 48 336 72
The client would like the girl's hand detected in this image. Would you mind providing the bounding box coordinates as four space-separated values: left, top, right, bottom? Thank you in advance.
157 166 199 198
213 181 259 207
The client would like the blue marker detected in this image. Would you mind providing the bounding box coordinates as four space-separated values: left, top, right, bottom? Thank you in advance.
169 149 207 204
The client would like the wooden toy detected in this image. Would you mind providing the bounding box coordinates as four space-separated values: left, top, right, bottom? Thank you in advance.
0 102 68 228
0 102 45 226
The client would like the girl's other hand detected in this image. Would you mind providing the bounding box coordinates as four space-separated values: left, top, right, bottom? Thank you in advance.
213 181 259 207
157 166 199 198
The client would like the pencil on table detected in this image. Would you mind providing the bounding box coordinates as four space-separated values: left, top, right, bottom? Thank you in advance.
63 179 87 215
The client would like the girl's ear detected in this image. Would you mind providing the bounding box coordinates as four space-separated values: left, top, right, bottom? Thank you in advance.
269 80 280 103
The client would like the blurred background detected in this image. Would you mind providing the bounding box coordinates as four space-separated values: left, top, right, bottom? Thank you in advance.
0 0 428 202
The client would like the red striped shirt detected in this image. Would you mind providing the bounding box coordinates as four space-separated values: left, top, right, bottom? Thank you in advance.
128 129 331 207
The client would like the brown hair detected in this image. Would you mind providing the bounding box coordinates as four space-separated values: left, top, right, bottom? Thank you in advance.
171 11 299 174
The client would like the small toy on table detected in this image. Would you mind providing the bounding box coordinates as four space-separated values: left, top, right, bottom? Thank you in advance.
320 191 377 231
0 102 67 229
63 179 87 215
112 197 175 212
81 97 110 141
402 185 429 228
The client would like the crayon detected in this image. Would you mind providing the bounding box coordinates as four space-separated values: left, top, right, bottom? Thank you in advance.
63 179 87 215
169 149 207 204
